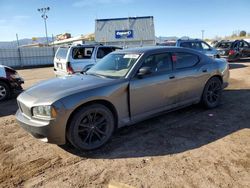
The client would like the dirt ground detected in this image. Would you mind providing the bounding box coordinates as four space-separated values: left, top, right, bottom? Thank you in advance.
0 60 249 188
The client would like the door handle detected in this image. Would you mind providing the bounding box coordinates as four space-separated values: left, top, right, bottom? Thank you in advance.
169 76 175 79
202 69 208 73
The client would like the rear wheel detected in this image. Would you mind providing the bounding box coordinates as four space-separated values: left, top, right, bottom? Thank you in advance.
202 77 222 109
0 81 10 101
67 104 115 150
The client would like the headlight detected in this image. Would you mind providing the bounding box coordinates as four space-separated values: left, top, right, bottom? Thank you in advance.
32 105 57 119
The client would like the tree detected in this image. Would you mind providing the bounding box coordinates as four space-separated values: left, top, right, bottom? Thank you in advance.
239 30 247 37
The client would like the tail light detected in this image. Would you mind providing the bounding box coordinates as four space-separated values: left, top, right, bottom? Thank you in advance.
172 54 177 62
66 62 74 74
229 49 235 55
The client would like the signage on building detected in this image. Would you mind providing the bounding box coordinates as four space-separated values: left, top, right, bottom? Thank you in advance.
115 30 133 39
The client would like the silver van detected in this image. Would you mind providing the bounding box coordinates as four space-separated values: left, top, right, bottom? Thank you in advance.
54 44 122 76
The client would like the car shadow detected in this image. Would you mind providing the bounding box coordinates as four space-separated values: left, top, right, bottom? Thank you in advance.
229 63 248 70
60 89 250 158
0 97 18 117
230 57 250 63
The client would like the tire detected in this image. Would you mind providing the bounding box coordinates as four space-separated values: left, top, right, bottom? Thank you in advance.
0 81 11 101
67 104 115 150
201 77 222 109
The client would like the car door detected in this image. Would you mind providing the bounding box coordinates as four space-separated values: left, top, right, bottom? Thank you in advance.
129 52 177 119
171 52 210 103
239 41 250 57
70 47 96 72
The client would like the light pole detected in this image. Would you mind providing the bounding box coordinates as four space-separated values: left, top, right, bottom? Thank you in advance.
37 7 50 46
201 30 205 40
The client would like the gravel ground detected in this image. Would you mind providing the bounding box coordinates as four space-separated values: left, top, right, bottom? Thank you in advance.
0 60 250 188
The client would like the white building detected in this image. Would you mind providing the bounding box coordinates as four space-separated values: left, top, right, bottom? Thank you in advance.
95 16 155 47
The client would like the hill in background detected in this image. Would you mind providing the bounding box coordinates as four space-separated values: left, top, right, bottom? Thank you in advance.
0 37 53 48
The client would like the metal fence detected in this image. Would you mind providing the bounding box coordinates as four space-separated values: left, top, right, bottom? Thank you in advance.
0 47 57 67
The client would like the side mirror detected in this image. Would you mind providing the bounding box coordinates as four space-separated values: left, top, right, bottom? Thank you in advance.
137 67 152 77
81 64 94 73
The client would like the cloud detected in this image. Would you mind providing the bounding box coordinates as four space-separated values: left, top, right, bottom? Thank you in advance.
72 0 133 7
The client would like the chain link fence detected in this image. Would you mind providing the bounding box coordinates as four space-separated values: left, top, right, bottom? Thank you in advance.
0 47 57 67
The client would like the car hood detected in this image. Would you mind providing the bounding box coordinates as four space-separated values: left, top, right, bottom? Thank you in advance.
24 74 118 102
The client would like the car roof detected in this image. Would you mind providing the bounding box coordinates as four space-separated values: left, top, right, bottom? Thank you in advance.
71 44 120 48
59 44 121 49
113 46 206 56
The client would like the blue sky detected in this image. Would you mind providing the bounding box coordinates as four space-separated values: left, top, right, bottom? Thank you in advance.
0 0 250 41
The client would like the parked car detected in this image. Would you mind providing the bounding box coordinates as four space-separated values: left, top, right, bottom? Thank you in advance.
54 44 122 76
16 47 229 150
0 65 24 101
214 40 250 61
158 39 220 58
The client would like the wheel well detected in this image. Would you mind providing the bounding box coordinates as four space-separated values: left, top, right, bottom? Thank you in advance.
201 75 223 100
65 100 118 133
210 75 223 83
0 79 11 89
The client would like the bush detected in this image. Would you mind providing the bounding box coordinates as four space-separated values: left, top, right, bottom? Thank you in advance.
239 30 247 37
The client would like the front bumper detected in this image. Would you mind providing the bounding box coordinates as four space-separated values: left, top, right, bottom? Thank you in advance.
16 109 66 145
10 77 24 94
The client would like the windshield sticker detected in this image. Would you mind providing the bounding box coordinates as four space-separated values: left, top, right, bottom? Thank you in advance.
124 54 139 59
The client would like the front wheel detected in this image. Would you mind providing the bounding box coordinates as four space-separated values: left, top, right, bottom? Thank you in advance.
201 77 222 109
67 104 115 150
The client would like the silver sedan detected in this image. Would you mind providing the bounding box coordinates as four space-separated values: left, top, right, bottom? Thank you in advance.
16 47 229 150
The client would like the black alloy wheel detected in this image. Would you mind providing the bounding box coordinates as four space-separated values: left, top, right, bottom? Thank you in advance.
67 104 115 150
202 77 222 109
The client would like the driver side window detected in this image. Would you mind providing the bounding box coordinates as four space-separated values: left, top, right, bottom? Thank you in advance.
141 53 172 74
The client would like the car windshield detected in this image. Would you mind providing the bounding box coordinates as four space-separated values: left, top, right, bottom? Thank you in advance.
87 53 140 78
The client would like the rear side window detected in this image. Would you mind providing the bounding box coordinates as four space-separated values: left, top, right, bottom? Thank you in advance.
172 52 199 69
240 41 250 48
161 42 176 46
180 42 202 50
56 48 68 59
190 42 202 50
243 41 250 47
97 47 113 59
180 42 191 48
72 47 94 59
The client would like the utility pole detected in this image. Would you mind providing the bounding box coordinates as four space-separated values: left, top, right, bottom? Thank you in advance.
16 33 20 47
201 30 205 40
37 7 50 46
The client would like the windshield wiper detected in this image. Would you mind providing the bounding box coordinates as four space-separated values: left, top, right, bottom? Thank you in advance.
86 72 108 78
